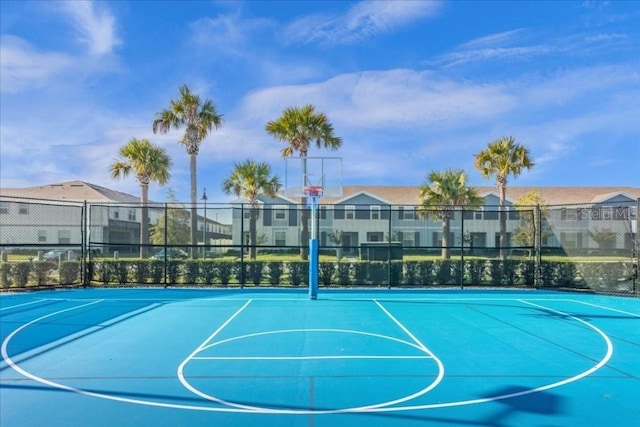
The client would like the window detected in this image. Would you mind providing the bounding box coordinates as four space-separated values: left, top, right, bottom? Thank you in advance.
560 208 578 221
113 209 120 219
274 205 287 221
367 232 383 242
18 203 29 215
370 205 380 220
474 209 483 220
38 230 47 242
560 232 579 249
128 209 136 221
320 206 327 220
400 206 415 220
274 231 286 246
0 202 8 214
243 209 251 219
58 230 71 244
402 232 415 247
345 205 355 220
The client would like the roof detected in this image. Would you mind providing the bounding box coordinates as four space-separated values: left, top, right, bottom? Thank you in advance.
318 185 640 206
0 180 141 203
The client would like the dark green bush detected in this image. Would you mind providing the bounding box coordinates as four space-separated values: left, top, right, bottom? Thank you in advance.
434 260 453 285
389 261 402 286
319 262 335 286
1 263 11 287
33 261 55 286
133 261 149 284
59 261 79 285
166 260 181 285
200 261 216 285
14 263 32 287
185 260 199 284
288 262 307 286
217 262 234 286
150 260 164 284
353 263 367 285
465 260 485 285
248 261 264 286
404 261 419 285
417 261 434 285
336 262 352 285
267 261 283 285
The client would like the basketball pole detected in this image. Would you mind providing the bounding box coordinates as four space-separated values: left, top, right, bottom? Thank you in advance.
308 191 319 300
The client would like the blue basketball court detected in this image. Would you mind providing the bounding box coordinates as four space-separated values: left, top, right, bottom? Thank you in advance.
1 288 639 426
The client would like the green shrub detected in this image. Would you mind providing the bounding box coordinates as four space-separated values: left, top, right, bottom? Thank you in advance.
133 261 149 284
417 261 434 285
150 260 164 284
390 261 402 286
248 261 265 286
336 262 352 285
434 260 453 285
267 261 283 285
465 260 485 285
1 263 12 288
33 261 55 286
319 262 335 286
288 262 307 286
166 260 181 285
59 261 80 285
14 262 32 287
217 262 234 286
353 263 367 285
200 261 216 285
404 261 419 285
185 260 199 284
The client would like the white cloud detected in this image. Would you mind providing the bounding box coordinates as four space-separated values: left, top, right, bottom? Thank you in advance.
0 36 73 93
190 13 273 56
285 0 442 46
239 69 515 130
58 0 120 55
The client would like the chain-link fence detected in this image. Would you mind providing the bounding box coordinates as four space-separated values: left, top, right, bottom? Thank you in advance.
1 196 637 296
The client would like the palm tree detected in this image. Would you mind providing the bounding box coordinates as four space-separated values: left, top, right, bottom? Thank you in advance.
474 136 534 260
222 160 281 260
152 84 223 258
265 104 342 260
419 169 483 259
110 138 172 258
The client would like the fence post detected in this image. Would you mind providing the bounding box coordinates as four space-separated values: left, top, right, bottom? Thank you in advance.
535 204 542 289
633 197 640 297
460 208 465 289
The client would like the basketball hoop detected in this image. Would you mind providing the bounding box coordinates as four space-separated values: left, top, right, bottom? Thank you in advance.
304 185 324 197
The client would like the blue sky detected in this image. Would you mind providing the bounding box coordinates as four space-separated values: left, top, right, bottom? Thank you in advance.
1 0 639 204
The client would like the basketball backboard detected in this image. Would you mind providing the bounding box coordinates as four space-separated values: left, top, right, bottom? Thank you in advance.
284 156 343 198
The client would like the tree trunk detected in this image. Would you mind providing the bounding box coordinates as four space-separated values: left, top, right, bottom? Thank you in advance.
140 183 149 259
499 182 507 260
190 153 198 259
249 208 258 260
442 217 450 260
299 155 310 260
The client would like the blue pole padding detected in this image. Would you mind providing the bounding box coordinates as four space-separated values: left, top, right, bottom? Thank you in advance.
309 238 319 300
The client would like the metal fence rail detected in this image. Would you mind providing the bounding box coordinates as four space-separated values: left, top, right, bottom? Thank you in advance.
1 197 637 296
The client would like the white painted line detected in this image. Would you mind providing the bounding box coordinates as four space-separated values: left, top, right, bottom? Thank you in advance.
361 299 615 413
200 328 424 353
0 299 48 311
570 300 640 317
193 355 432 361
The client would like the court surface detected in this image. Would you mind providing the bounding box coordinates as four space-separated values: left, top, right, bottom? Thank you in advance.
1 288 639 427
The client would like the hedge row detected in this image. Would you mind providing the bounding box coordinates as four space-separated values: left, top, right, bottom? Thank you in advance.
0 260 81 288
1 259 635 294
